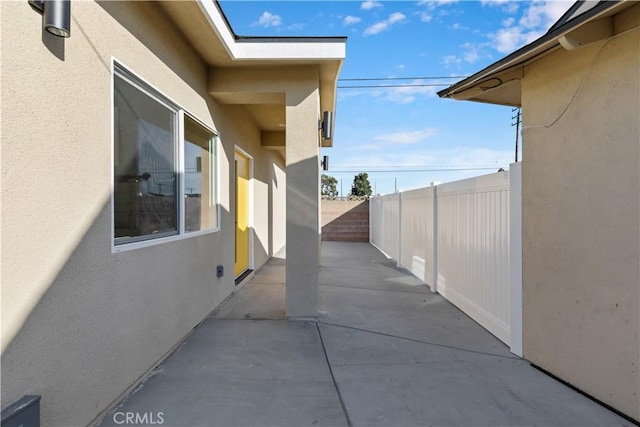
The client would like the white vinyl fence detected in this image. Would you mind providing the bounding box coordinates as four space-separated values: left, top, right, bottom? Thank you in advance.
370 164 522 355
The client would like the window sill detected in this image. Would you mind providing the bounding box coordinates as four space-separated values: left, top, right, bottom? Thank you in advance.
111 227 221 254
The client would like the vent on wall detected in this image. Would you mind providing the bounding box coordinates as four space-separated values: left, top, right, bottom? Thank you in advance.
559 17 612 50
1 395 41 427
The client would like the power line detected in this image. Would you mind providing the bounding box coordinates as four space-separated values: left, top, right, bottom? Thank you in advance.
334 164 507 168
337 76 468 89
338 76 468 81
338 83 450 89
328 167 506 173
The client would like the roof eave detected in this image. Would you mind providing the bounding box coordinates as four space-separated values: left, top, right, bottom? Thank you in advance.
198 1 347 62
193 1 347 147
438 0 628 104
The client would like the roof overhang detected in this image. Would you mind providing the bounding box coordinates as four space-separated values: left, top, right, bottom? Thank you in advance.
438 1 634 107
160 1 346 148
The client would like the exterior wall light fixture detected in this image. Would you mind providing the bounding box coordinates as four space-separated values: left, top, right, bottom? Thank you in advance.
29 0 71 38
320 111 333 140
321 156 329 171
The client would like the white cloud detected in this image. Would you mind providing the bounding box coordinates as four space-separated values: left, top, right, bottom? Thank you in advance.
519 1 569 29
364 22 389 36
421 0 459 8
481 0 519 14
388 12 406 24
458 148 513 168
336 147 513 187
339 78 443 105
375 128 438 144
378 79 440 103
349 129 438 151
336 89 363 102
361 0 383 10
253 11 282 28
442 55 462 66
287 23 305 31
461 42 482 63
451 22 468 30
343 15 362 26
363 12 407 36
492 27 526 53
340 147 511 165
444 41 488 67
419 12 432 22
486 1 572 53
464 50 479 63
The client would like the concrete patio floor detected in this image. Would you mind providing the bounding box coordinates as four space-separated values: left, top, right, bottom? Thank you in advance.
99 242 632 427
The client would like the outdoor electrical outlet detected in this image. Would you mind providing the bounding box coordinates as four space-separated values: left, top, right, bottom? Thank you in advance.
216 265 224 278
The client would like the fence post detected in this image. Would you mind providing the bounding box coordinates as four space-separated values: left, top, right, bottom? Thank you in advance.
369 196 373 245
509 163 523 356
431 182 438 293
397 192 402 268
380 197 385 253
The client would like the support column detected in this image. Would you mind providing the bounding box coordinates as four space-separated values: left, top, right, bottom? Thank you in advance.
285 85 320 319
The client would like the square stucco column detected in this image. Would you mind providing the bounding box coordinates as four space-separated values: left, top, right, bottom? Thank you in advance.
285 87 320 319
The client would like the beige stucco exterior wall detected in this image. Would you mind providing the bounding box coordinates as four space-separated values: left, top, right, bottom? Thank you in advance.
1 1 284 425
520 4 640 420
209 66 325 317
285 68 321 318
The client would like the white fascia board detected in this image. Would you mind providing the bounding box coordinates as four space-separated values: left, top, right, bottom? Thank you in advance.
234 42 346 61
197 0 237 58
197 0 346 61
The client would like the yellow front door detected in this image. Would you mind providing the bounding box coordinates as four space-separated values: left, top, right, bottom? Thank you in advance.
234 151 250 277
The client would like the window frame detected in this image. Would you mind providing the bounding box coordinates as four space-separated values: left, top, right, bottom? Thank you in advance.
111 60 220 253
181 112 220 235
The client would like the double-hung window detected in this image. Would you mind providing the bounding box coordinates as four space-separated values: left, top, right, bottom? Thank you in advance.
113 64 218 247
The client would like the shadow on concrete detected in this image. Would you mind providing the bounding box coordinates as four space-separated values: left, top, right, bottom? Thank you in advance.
97 242 631 427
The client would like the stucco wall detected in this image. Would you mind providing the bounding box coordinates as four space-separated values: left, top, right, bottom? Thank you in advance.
285 72 321 318
521 5 640 420
0 2 282 425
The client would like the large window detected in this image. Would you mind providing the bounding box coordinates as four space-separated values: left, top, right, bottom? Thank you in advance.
113 65 218 246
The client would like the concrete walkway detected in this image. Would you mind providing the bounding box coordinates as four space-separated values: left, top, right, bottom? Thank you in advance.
99 242 632 427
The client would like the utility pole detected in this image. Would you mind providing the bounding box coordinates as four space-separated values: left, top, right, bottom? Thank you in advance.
512 107 522 162
394 177 398 193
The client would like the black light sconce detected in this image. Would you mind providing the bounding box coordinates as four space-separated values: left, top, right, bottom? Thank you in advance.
321 155 329 171
29 0 71 38
320 111 333 140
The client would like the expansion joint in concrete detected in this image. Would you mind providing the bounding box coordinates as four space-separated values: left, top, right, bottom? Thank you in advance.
318 320 521 361
315 322 353 427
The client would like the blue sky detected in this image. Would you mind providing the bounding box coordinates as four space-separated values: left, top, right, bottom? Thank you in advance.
219 0 572 195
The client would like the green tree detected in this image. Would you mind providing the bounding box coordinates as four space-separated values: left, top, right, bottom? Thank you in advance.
350 172 372 197
321 174 338 198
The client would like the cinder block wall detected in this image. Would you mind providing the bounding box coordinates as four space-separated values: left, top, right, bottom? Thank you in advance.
321 200 369 242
